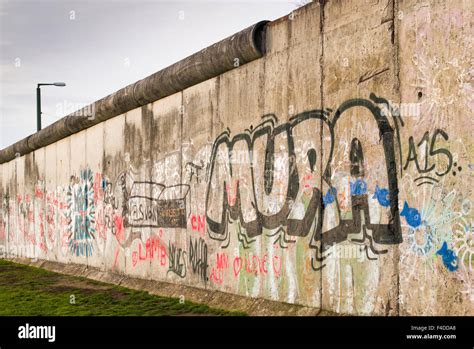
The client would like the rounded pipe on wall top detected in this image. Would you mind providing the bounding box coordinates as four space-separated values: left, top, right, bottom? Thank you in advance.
0 20 269 164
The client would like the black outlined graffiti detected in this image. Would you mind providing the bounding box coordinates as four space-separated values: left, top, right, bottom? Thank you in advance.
205 109 327 240
185 161 205 184
403 129 455 186
125 182 190 228
167 241 187 278
103 176 122 210
188 237 209 283
205 93 403 268
317 96 403 253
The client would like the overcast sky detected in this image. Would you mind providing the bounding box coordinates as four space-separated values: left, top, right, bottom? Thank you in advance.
0 0 303 149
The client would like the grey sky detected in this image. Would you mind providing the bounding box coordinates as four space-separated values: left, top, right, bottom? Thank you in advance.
0 0 301 149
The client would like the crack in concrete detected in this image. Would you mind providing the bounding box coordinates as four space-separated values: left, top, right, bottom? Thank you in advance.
358 67 390 84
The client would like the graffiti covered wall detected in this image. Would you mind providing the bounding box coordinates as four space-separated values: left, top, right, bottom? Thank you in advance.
0 0 472 315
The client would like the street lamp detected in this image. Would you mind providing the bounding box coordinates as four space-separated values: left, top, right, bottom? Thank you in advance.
36 82 66 132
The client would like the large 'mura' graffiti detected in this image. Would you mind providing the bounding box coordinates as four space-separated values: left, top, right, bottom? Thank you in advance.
205 93 403 268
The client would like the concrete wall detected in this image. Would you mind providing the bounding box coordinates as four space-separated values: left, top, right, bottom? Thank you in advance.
0 0 472 315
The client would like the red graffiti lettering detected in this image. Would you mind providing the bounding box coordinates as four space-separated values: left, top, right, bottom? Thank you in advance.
244 254 268 275
210 268 223 285
190 214 206 237
233 253 278 278
233 257 242 277
34 186 44 199
216 252 228 269
93 173 103 204
133 236 167 267
159 244 166 266
272 255 282 277
114 215 125 243
210 252 229 285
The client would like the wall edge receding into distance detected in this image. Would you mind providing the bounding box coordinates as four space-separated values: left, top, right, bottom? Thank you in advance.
1 0 472 316
0 20 269 164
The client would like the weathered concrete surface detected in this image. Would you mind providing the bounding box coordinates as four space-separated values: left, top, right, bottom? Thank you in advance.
396 0 473 316
0 0 472 316
321 0 400 316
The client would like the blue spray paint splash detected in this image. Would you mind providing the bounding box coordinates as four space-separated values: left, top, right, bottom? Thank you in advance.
400 201 421 228
350 178 367 196
67 168 96 257
373 185 390 207
436 242 458 272
323 187 337 207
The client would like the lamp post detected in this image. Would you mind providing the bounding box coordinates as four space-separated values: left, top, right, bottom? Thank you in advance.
36 82 66 132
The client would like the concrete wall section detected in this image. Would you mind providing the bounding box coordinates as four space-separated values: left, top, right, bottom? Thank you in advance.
396 0 473 315
0 0 472 315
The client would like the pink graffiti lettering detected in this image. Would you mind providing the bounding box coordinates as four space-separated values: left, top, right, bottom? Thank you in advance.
132 236 167 267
